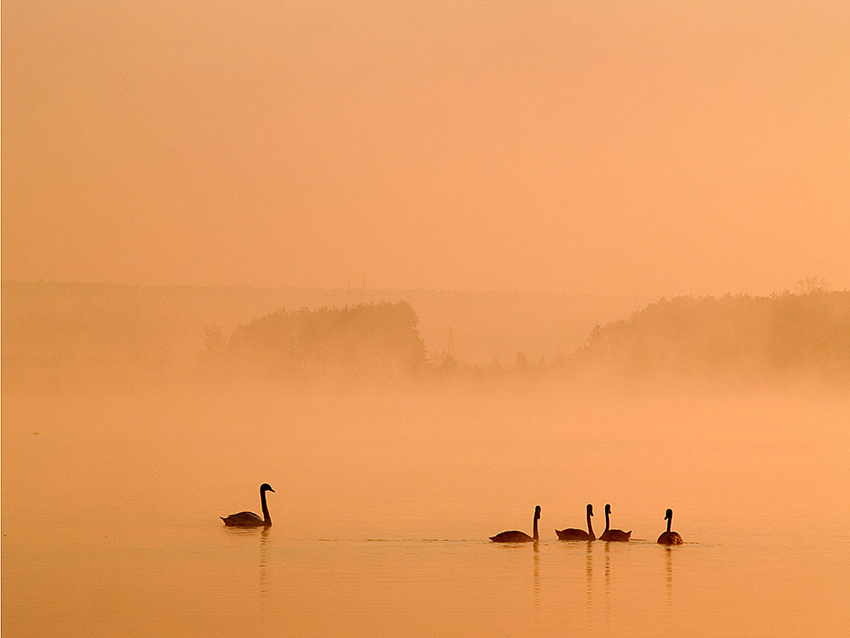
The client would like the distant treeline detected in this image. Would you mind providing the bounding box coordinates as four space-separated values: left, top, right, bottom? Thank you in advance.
199 290 850 387
573 291 850 385
198 301 427 379
4 281 849 390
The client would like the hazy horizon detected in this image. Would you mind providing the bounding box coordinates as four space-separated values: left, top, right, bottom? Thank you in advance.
1 276 843 299
3 1 849 297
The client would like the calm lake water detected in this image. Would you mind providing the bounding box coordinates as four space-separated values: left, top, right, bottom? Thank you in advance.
3 384 849 636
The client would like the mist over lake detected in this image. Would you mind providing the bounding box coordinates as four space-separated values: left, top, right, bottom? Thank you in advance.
3 283 849 636
4 1 849 633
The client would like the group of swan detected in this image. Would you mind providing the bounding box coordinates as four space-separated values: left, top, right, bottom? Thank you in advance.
490 504 684 545
221 484 684 546
556 503 632 542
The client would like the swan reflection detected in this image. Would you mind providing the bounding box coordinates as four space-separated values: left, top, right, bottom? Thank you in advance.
259 527 270 603
664 545 674 611
221 524 272 612
585 541 594 628
603 542 612 625
533 544 541 610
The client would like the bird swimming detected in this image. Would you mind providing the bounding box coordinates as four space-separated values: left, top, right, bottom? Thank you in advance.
657 508 684 545
599 503 631 542
556 503 596 541
221 483 275 527
490 505 541 543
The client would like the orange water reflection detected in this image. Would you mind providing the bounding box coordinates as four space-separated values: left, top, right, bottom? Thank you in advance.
3 387 849 637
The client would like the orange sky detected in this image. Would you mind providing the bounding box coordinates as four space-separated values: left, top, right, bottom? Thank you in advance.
3 1 848 296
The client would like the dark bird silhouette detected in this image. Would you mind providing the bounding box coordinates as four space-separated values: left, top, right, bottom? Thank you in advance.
599 503 631 542
490 505 541 543
221 483 275 527
556 503 596 541
657 508 684 545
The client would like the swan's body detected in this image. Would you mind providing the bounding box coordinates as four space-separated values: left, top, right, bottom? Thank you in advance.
490 505 540 543
221 483 275 527
599 504 631 542
657 508 683 545
556 504 596 541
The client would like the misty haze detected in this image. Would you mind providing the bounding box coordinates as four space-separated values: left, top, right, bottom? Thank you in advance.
4 281 848 390
4 281 849 636
3 1 850 637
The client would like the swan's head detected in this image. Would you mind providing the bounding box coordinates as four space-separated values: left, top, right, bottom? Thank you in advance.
534 505 541 520
261 483 275 493
664 508 673 520
587 504 594 516
605 503 612 514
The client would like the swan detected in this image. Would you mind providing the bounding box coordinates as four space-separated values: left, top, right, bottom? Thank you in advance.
490 505 541 542
556 503 596 541
599 503 631 542
657 508 684 545
221 483 275 527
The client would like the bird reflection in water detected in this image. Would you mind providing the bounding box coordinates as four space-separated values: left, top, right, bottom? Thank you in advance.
532 542 541 608
664 545 674 611
531 542 543 635
603 541 612 626
661 545 676 638
585 541 594 629
259 527 270 607
221 524 272 614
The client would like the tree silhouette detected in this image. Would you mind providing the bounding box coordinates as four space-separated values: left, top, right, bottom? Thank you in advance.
200 301 427 379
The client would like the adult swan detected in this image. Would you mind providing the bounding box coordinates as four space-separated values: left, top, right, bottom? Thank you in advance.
599 503 631 542
556 504 596 541
221 483 275 527
490 505 541 543
657 508 684 545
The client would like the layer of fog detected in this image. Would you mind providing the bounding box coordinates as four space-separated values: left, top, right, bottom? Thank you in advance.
4 281 848 544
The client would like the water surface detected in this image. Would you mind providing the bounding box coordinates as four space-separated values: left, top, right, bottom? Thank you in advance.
3 386 849 636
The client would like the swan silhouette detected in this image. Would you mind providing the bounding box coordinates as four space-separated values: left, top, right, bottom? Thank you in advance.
657 508 684 545
490 505 541 543
599 504 631 542
556 504 596 541
221 483 275 527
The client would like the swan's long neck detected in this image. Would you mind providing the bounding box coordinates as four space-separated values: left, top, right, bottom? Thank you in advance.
261 489 272 526
586 508 595 540
604 508 610 533
532 512 539 541
666 513 672 534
